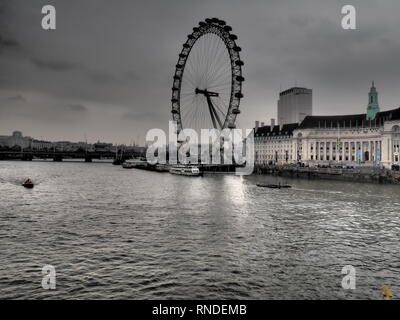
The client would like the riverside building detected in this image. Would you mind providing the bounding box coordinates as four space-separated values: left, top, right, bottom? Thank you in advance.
255 83 400 168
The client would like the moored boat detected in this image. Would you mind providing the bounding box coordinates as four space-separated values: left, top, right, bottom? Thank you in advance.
256 183 291 189
169 165 201 176
122 158 148 169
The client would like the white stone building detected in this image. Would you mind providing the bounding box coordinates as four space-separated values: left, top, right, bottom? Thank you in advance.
255 84 400 168
293 107 400 168
254 122 299 165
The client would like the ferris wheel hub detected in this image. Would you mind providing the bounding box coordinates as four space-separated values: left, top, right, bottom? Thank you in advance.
195 88 219 97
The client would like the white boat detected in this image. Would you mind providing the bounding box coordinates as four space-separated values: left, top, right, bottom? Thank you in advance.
122 158 148 169
169 165 201 176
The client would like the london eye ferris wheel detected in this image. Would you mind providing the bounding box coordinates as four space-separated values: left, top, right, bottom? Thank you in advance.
171 18 244 135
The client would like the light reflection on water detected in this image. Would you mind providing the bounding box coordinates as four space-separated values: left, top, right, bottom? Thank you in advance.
0 161 399 299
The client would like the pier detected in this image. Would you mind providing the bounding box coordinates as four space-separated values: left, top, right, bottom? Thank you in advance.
255 164 400 184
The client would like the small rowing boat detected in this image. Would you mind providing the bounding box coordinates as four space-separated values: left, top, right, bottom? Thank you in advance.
22 178 34 189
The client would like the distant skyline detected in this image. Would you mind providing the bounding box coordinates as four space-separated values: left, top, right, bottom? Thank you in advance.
1 0 400 144
0 129 138 145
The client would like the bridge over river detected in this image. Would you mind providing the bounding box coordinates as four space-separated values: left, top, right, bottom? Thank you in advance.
0 150 145 162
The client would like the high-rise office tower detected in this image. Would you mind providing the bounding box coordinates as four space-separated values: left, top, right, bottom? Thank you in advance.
277 87 312 125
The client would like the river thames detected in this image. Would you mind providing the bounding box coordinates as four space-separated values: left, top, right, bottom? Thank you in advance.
0 161 399 299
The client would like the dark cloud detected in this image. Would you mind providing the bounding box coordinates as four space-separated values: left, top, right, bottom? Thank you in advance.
0 0 400 144
0 2 21 54
31 58 80 71
0 35 19 50
65 103 87 113
88 71 116 84
8 94 26 102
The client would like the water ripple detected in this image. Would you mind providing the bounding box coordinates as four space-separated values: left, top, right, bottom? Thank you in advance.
0 161 399 299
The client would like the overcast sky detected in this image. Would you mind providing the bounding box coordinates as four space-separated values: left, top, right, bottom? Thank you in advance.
1 0 400 144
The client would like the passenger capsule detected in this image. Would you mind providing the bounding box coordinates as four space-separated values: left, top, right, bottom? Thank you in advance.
235 60 244 66
232 109 241 114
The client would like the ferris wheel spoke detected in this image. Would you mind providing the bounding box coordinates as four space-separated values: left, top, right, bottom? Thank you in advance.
209 36 224 85
207 42 228 85
202 34 214 86
180 94 195 99
213 99 228 119
199 100 207 131
206 100 220 129
211 51 229 82
209 68 231 86
182 97 197 115
182 78 197 91
182 106 197 128
207 82 231 91
204 35 219 85
183 64 198 89
186 57 200 87
208 66 231 87
181 90 195 95
209 72 231 89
